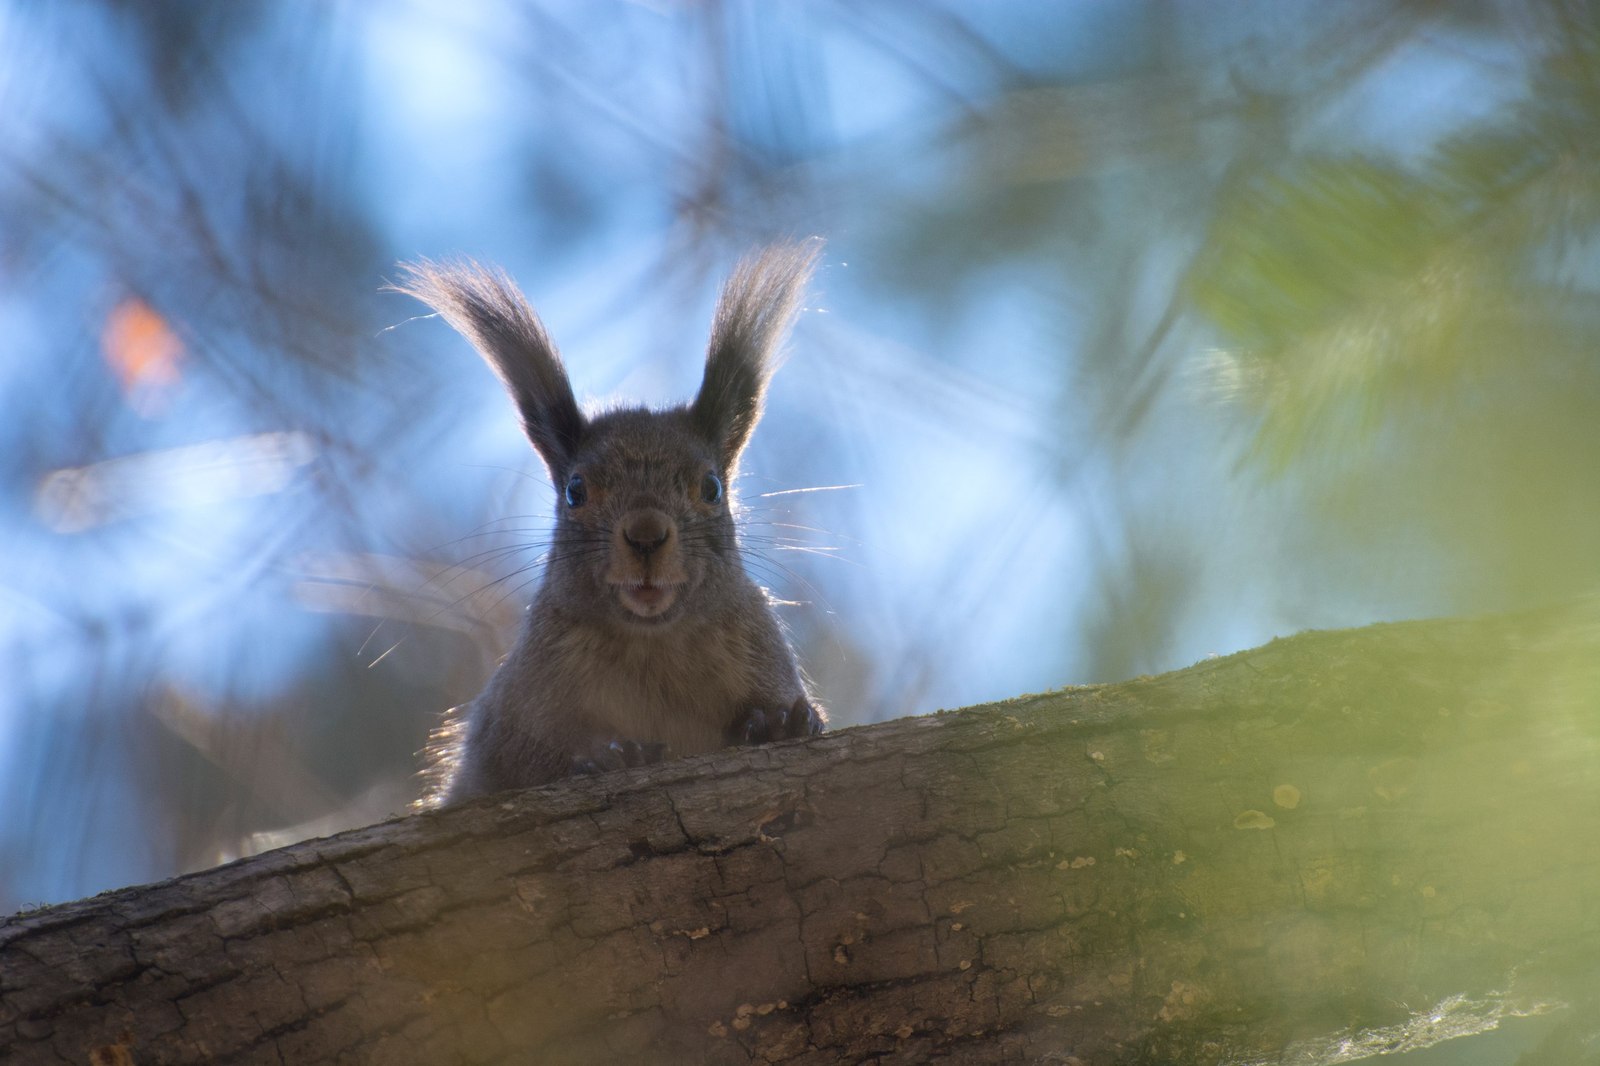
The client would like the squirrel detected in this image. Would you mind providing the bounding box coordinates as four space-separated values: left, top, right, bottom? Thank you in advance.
394 241 827 804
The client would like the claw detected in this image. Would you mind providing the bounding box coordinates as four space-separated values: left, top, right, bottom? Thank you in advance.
731 699 825 747
575 737 668 777
793 696 825 736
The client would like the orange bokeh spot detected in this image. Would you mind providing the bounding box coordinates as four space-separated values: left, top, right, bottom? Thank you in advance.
102 296 184 413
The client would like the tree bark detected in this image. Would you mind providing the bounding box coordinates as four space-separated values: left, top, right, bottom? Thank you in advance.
5 600 1600 1065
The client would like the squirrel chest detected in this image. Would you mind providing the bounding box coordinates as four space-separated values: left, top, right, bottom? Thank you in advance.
552 618 756 756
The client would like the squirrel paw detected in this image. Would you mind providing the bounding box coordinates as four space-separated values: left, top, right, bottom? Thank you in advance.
572 738 668 776
731 696 825 746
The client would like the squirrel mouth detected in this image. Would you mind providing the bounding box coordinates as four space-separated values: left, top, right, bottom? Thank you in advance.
615 581 680 619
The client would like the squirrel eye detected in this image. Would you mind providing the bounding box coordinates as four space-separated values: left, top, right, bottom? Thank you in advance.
564 474 587 508
700 472 724 505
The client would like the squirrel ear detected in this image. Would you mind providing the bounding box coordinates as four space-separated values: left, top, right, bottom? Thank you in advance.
391 259 584 482
691 239 821 470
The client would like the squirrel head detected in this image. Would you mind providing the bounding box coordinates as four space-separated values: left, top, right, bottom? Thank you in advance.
393 241 820 627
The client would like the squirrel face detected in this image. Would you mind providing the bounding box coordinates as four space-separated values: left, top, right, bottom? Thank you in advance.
391 241 819 628
553 409 737 627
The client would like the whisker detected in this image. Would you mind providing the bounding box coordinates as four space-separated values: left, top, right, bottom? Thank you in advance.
367 641 403 669
770 545 857 563
753 483 862 498
734 549 835 610
759 521 858 541
356 524 616 664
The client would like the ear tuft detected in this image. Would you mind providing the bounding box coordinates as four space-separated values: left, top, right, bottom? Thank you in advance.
691 239 822 470
390 259 584 481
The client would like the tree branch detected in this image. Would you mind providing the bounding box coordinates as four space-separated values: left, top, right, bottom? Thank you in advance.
5 600 1600 1064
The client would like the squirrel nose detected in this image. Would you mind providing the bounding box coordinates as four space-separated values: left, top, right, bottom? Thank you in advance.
622 510 673 559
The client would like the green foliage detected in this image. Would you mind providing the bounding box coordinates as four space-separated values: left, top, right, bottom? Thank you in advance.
1192 159 1447 356
1186 4 1600 471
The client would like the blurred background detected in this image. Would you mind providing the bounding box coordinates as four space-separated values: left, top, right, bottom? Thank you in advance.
2 0 1597 926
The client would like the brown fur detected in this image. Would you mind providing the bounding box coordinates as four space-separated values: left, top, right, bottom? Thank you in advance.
394 242 827 804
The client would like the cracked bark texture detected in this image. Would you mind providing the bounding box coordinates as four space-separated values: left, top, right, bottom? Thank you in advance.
4 600 1600 1065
